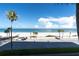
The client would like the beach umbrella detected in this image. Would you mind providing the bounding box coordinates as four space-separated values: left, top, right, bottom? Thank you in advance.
7 10 17 50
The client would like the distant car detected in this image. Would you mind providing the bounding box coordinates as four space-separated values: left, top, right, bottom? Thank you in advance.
22 38 26 40
55 37 60 39
20 37 27 40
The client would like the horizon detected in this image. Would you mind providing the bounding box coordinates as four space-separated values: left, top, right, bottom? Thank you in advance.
0 3 76 29
0 27 77 29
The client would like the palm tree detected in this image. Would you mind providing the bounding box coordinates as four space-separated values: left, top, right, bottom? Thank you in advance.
33 32 38 39
7 10 17 49
61 29 64 38
4 27 11 37
58 29 60 39
57 29 64 39
33 32 38 35
4 28 9 37
7 27 11 37
30 32 38 39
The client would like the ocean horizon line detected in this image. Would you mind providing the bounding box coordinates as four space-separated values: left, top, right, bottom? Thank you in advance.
0 28 77 29
0 28 77 32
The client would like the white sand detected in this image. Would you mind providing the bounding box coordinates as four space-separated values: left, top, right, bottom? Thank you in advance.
0 32 79 46
0 32 78 40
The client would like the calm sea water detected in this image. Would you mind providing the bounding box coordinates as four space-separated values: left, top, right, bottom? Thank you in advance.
0 28 77 32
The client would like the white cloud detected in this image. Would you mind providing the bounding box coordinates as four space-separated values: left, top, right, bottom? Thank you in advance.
45 22 53 28
35 15 76 29
35 25 39 28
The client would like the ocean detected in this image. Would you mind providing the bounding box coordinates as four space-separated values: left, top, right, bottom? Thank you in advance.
0 28 77 32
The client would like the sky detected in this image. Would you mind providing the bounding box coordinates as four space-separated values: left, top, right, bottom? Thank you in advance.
0 3 76 29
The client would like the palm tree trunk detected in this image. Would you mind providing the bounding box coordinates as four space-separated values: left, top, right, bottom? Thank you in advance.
62 32 63 38
69 32 71 38
59 32 60 39
11 21 13 50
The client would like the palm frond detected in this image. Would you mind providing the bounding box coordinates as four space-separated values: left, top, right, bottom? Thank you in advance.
7 10 17 22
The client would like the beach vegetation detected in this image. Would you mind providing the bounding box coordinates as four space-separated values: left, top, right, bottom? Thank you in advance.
4 27 11 37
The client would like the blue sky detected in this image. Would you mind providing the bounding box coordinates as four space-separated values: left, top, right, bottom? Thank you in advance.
0 3 76 29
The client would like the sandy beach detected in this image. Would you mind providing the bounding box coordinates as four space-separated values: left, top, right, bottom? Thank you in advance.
0 32 78 41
